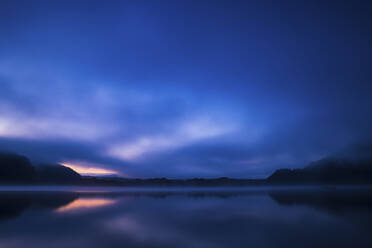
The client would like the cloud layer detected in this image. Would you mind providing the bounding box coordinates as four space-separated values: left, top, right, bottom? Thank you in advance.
0 0 371 178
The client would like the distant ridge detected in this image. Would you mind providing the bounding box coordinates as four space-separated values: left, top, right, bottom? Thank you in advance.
0 152 81 184
0 152 35 183
1 147 372 186
35 164 81 183
268 152 372 184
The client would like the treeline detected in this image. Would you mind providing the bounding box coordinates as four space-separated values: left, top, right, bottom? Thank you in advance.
81 176 266 187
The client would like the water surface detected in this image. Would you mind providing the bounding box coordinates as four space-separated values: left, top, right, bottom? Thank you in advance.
0 187 371 248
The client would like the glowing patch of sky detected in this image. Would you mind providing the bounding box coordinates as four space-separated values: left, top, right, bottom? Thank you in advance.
61 163 119 176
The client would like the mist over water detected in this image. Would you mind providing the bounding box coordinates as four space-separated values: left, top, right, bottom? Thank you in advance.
0 187 371 248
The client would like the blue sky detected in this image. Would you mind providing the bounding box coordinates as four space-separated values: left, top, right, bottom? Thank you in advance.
0 0 371 178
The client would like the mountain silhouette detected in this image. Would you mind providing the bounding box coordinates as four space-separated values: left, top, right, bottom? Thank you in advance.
268 147 372 184
0 152 81 184
1 146 372 186
0 153 36 183
35 164 82 184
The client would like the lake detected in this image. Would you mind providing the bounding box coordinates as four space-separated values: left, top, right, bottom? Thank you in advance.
0 187 371 248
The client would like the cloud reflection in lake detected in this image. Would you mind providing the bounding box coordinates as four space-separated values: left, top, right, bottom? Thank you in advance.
56 198 117 213
0 188 371 248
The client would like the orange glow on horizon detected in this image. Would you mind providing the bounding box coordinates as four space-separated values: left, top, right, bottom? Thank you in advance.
56 198 117 212
61 162 118 176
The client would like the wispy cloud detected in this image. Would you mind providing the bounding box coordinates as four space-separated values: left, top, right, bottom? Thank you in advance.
107 116 237 161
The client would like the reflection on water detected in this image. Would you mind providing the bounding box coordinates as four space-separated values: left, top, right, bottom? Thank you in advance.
270 189 372 214
0 187 371 248
56 198 117 212
0 192 78 222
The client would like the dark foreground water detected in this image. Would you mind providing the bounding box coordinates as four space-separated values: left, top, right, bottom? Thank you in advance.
0 187 371 248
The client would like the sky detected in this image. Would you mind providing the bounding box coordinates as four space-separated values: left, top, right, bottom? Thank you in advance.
0 0 371 178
